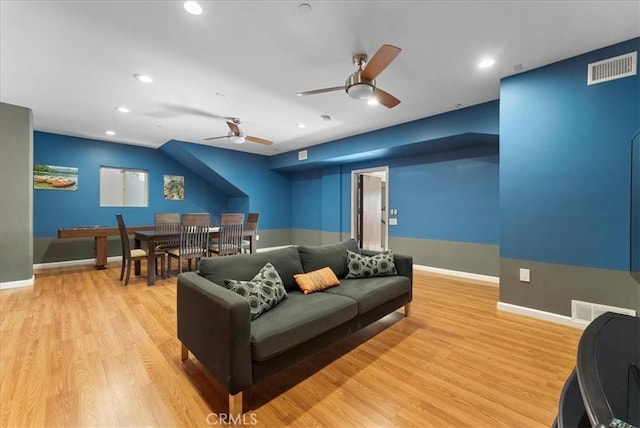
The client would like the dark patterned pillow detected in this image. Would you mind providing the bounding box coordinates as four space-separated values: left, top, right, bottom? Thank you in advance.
224 263 287 320
345 250 397 278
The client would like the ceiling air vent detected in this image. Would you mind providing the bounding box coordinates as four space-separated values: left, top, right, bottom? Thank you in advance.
587 51 637 85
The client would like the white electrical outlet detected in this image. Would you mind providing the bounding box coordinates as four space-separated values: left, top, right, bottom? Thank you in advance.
519 268 530 283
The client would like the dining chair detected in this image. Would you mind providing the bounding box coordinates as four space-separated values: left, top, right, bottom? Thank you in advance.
154 212 181 278
167 213 210 275
242 212 259 253
116 214 165 286
210 213 245 257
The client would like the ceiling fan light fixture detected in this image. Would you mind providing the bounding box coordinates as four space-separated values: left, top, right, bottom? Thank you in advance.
228 135 245 144
347 83 374 100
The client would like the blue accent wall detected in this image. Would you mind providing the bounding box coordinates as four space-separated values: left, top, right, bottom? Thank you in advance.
290 170 322 230
34 132 228 237
160 140 291 230
290 138 500 245
500 38 640 271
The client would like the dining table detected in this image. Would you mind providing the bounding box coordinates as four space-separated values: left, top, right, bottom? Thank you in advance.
133 227 257 285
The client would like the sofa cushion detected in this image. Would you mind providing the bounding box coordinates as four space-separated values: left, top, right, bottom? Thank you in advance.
345 250 397 278
250 291 357 361
198 246 304 291
294 266 340 294
297 239 360 278
325 276 411 314
224 263 287 320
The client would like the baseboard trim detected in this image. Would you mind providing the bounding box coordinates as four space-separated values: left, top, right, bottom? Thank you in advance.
33 256 122 271
497 301 586 330
0 275 35 290
413 264 499 286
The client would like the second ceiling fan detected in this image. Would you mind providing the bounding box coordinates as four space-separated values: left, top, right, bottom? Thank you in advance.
296 44 402 108
204 118 273 146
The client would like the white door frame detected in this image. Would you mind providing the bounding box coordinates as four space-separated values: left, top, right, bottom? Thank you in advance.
350 166 389 250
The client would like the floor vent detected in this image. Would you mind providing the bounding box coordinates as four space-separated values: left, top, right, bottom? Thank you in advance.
587 51 637 85
571 300 637 324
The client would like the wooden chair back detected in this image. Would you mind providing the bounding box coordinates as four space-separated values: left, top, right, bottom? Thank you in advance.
245 212 259 233
116 214 132 258
179 213 210 260
154 212 180 248
217 213 245 256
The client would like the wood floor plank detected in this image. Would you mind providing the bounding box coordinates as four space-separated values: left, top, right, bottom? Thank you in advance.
0 263 582 427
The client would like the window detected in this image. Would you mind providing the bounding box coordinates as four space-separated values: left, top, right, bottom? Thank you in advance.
99 166 148 207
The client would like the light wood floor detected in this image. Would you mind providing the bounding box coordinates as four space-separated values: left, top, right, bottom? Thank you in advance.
0 262 582 427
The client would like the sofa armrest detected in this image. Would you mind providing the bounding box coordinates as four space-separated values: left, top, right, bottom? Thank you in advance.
391 253 413 284
177 272 252 394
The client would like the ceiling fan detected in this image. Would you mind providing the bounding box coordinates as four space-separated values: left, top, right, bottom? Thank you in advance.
296 44 402 108
204 118 273 146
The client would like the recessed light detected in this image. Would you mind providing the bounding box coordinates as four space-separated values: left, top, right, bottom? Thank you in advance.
116 106 130 113
183 1 203 15
296 123 306 128
133 73 153 83
105 130 116 136
478 58 495 69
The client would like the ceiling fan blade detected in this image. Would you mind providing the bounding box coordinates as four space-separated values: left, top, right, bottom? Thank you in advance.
226 121 240 135
246 135 273 146
203 136 228 141
373 88 401 109
296 86 346 96
361 44 401 80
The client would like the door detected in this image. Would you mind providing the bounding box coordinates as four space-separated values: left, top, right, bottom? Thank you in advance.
358 174 383 251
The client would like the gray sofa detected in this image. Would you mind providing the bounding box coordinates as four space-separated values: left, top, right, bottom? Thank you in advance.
177 239 413 415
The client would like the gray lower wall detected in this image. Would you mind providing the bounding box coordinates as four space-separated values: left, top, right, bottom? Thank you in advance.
389 236 499 276
34 228 499 279
1 102 33 283
290 230 498 276
34 228 295 264
290 229 345 246
500 257 640 316
254 228 292 250
34 237 122 264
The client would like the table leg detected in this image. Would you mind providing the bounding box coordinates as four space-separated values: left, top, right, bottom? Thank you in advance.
94 236 108 269
147 243 156 286
134 237 142 275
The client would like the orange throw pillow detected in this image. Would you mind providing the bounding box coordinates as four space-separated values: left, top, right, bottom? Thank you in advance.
294 267 340 295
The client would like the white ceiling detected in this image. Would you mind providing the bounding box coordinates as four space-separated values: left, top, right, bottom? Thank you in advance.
1 1 639 156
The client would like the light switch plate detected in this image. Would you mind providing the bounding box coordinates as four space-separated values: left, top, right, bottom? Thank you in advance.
519 268 530 282
389 218 398 225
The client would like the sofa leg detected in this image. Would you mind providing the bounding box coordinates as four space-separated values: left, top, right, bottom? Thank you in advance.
404 302 412 317
181 342 189 361
229 392 243 417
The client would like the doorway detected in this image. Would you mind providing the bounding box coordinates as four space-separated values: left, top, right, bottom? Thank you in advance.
351 166 389 251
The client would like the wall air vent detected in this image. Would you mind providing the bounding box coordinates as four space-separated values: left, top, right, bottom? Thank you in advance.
571 300 636 324
587 51 637 85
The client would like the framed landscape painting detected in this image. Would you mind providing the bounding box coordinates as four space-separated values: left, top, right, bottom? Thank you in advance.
164 175 184 200
33 164 78 191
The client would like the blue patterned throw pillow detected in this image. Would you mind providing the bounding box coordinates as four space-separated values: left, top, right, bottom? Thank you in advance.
345 250 397 278
224 263 287 320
